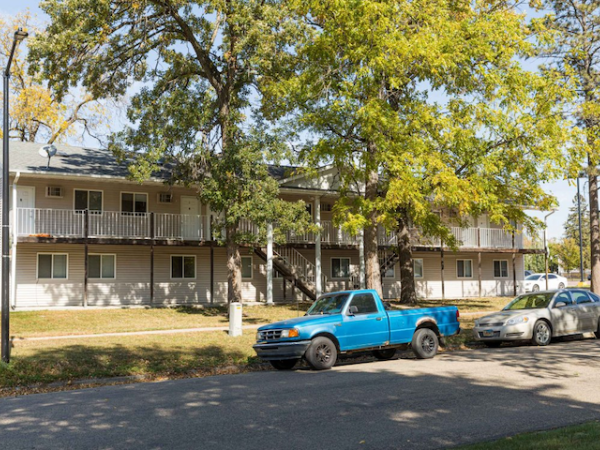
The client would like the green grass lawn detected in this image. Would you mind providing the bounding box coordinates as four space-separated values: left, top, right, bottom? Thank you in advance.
0 297 502 392
458 421 600 450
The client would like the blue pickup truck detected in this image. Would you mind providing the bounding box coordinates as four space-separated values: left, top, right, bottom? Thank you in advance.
253 289 460 370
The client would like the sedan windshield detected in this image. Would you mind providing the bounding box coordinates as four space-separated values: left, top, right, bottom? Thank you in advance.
306 294 349 315
503 293 554 311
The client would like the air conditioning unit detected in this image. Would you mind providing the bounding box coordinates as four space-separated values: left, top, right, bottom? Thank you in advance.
46 186 63 198
158 193 173 203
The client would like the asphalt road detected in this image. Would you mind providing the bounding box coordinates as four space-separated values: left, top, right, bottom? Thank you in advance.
2 339 600 450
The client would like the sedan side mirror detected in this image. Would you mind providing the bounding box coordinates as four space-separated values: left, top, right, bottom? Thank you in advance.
348 305 358 316
554 302 567 308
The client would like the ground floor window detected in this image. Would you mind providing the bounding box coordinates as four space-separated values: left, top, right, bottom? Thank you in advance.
494 260 508 278
242 256 253 279
331 257 351 279
456 259 473 278
37 254 68 279
414 259 424 278
89 254 116 279
171 255 195 279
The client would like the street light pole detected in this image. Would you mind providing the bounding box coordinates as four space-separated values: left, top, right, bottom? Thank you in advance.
544 210 557 291
2 28 28 364
577 176 584 282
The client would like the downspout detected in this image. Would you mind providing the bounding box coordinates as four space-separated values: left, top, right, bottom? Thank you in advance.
11 171 19 309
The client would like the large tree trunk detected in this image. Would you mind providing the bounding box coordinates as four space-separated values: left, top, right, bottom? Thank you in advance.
589 170 600 294
396 211 417 305
226 224 243 303
364 142 383 298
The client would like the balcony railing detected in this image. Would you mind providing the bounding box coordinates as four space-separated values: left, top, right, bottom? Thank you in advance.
14 208 530 249
16 208 206 241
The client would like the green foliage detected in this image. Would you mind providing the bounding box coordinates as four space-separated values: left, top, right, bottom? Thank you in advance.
29 0 311 244
265 0 573 243
550 237 580 272
563 194 590 269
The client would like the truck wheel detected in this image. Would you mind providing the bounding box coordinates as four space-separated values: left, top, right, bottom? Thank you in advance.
305 336 337 370
531 320 551 346
411 328 439 359
373 349 397 360
270 359 299 371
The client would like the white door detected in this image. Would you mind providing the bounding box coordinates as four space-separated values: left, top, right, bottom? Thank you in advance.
181 196 201 240
16 186 35 235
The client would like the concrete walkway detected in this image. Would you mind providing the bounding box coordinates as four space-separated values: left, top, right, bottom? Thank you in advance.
14 323 268 342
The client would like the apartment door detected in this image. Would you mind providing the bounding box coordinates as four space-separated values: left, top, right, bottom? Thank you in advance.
16 186 35 236
181 196 201 240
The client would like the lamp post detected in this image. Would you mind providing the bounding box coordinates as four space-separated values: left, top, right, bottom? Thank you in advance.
544 209 557 291
2 28 28 364
577 171 586 282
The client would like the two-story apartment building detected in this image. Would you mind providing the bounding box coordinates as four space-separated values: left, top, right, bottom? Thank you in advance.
6 141 541 309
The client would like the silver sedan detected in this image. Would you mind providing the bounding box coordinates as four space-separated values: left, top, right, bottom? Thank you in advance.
473 289 600 347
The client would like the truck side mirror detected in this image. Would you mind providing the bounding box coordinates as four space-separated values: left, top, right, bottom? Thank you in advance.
348 305 358 316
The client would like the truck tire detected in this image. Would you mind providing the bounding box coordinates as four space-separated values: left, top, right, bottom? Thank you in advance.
305 336 337 370
411 328 439 359
270 359 299 371
372 349 397 360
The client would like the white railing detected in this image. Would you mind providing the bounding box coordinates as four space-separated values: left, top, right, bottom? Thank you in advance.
14 208 532 250
274 244 328 288
155 214 205 240
16 208 84 237
88 212 151 239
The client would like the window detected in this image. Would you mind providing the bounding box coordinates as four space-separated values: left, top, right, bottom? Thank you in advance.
456 259 472 278
74 189 102 212
548 274 558 280
89 254 116 279
46 186 63 198
171 256 195 279
242 256 253 279
414 259 424 278
348 293 378 314
554 292 572 306
121 192 148 214
157 193 173 203
331 257 350 279
38 254 68 279
572 291 593 305
494 260 508 278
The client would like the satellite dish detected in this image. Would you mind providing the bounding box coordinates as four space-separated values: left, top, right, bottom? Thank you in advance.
38 145 58 168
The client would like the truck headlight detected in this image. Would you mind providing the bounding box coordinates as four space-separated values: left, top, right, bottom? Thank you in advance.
256 332 262 341
506 316 529 326
281 329 299 338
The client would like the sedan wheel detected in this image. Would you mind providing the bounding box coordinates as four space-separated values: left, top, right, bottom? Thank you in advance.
532 320 551 346
532 284 539 292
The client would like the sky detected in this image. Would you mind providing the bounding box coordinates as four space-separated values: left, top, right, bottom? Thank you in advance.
0 0 587 241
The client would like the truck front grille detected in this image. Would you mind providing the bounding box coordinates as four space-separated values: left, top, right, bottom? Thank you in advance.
258 329 283 340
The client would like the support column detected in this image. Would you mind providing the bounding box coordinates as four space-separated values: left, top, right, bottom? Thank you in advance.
10 173 19 308
314 196 322 298
83 210 89 308
266 222 274 304
512 231 517 296
440 242 445 301
150 212 155 305
359 228 366 289
478 252 482 298
210 242 214 304
205 204 212 241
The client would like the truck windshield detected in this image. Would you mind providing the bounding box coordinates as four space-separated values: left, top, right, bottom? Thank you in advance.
306 294 349 315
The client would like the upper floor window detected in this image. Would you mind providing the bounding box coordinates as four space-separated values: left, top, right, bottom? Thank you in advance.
75 189 102 213
121 192 148 214
456 259 473 278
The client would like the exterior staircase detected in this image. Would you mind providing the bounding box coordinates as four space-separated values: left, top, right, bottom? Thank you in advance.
379 249 399 277
254 244 328 301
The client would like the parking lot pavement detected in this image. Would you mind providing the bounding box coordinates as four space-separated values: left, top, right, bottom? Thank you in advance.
2 338 600 450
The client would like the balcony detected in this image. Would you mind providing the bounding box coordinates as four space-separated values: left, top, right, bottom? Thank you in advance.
14 208 531 250
16 208 206 241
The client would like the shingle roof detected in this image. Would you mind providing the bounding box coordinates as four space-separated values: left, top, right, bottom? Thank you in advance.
8 141 297 182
